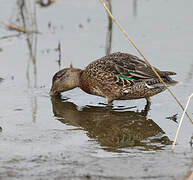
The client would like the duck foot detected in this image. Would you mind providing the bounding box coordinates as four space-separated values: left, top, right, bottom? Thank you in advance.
98 102 112 106
113 106 137 111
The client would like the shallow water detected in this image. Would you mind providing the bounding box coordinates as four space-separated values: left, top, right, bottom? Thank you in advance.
0 0 193 179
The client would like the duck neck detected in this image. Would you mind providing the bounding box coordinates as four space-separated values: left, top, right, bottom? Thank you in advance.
75 70 82 88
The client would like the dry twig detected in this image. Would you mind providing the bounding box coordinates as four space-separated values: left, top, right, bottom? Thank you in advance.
172 93 193 151
0 34 21 40
0 21 39 34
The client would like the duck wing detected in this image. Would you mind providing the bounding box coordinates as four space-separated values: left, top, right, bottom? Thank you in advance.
97 52 176 81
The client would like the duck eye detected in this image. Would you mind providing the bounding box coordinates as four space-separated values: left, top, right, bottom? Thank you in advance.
53 71 66 82
56 74 63 79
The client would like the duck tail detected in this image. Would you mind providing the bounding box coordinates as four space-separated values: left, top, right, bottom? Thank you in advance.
146 78 181 88
159 71 177 76
167 80 181 86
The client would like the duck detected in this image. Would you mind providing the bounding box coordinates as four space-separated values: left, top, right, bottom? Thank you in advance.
50 52 179 106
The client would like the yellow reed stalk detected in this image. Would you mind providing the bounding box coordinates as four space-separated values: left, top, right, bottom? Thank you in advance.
0 21 29 33
98 0 193 123
172 93 193 151
0 21 39 34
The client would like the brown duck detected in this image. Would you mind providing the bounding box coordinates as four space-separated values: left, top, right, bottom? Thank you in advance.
50 52 179 105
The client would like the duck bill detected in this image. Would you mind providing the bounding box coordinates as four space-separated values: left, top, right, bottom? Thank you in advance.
49 87 59 96
49 90 55 96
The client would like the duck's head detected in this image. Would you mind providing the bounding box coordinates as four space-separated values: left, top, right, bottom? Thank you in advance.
50 67 82 96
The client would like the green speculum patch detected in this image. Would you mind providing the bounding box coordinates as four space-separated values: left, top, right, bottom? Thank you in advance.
119 74 133 80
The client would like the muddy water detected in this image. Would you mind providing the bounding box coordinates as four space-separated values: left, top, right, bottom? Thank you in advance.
0 0 192 179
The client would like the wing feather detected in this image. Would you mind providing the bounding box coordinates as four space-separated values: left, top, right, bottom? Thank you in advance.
86 52 177 84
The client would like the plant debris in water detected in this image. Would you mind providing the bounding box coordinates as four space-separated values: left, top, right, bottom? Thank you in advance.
166 114 178 123
189 135 193 147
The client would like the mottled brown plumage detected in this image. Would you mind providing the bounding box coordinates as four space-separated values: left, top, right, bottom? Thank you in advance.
50 52 179 105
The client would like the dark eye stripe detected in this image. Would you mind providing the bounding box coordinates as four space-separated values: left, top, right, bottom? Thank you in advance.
53 71 66 81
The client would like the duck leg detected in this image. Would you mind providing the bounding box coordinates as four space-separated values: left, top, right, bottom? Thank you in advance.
145 97 151 111
140 97 151 116
146 97 151 104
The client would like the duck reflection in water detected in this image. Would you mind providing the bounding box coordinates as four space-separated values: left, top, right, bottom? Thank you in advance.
51 96 172 152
